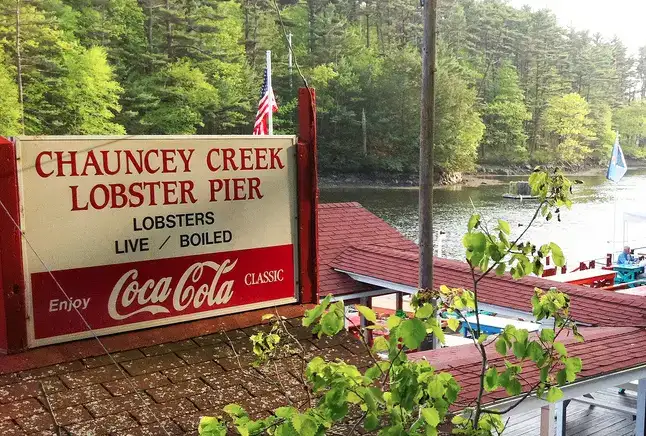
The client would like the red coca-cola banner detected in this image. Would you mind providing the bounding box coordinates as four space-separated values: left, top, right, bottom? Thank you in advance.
31 244 295 341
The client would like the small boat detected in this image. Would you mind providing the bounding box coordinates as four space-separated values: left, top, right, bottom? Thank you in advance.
502 181 538 200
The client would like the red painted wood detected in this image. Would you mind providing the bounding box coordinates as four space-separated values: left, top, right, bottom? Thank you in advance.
297 88 319 304
0 137 27 353
565 272 616 287
31 244 295 341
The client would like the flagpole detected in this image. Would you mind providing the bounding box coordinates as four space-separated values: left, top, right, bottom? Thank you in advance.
266 50 273 135
610 132 619 263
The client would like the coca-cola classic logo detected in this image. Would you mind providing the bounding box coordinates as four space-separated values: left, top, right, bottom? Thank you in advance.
108 260 237 320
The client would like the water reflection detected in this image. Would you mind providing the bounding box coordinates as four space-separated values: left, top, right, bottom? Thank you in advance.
320 170 646 265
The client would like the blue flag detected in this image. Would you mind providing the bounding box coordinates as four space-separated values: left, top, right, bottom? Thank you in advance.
607 135 627 183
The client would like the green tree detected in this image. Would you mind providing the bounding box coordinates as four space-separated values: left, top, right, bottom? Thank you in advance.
587 102 614 161
0 0 75 134
613 101 646 158
129 60 218 134
434 53 484 173
58 46 125 134
542 93 594 163
481 62 530 163
0 50 21 136
637 46 646 100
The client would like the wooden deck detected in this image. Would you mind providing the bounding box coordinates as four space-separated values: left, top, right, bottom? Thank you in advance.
504 389 637 435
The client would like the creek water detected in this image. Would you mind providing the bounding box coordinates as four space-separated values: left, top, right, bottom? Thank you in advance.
320 169 646 266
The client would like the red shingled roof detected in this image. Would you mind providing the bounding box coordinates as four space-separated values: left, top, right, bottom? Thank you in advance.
410 327 646 407
318 202 417 297
329 245 646 327
318 202 646 326
320 202 646 409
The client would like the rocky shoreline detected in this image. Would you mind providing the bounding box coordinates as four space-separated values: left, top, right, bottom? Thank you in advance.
318 163 612 189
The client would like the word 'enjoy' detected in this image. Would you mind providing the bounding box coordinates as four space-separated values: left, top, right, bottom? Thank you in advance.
49 298 90 312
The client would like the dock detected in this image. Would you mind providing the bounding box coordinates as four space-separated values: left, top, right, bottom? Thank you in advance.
505 388 637 436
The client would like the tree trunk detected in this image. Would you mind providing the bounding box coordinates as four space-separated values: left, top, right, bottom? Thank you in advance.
166 0 172 59
307 0 315 54
362 108 367 156
418 0 436 349
15 0 25 134
147 0 154 53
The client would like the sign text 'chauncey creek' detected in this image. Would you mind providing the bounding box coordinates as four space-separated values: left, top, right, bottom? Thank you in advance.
34 147 285 211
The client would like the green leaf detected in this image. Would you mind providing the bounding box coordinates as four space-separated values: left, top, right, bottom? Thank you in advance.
372 336 389 353
468 214 480 231
319 302 345 336
325 387 348 420
198 416 227 436
495 338 508 355
556 368 567 385
546 386 563 402
399 318 427 349
379 424 404 436
447 318 460 332
540 366 550 383
356 305 377 323
512 341 527 360
498 219 511 235
540 329 555 343
387 315 403 330
430 324 445 345
275 423 298 436
513 328 529 344
484 367 498 392
550 242 565 267
527 341 544 362
302 296 331 327
565 357 582 373
415 303 435 319
495 262 507 276
365 413 379 431
223 404 246 417
553 342 568 357
463 232 487 254
292 414 319 436
421 407 440 427
365 364 382 380
564 357 582 382
274 407 297 419
505 377 522 396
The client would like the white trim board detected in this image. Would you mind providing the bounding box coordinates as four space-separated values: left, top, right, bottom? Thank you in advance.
494 364 646 418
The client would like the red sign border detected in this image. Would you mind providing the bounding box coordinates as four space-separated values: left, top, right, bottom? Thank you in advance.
0 136 28 353
0 88 319 353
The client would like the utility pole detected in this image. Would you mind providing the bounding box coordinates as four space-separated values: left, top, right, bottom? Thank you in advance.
418 0 437 349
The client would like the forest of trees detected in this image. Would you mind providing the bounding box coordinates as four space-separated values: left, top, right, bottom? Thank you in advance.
2 0 646 175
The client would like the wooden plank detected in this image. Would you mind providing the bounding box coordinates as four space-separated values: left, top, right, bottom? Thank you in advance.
637 379 646 436
571 396 636 416
540 404 555 436
504 389 638 436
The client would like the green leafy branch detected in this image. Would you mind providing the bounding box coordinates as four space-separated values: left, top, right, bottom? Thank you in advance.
198 168 583 435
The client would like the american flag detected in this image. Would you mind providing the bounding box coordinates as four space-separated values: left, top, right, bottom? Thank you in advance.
253 69 278 135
